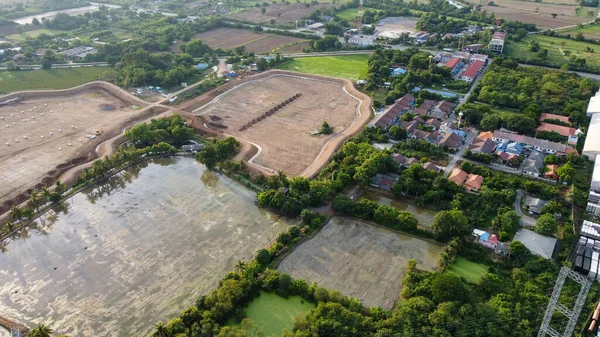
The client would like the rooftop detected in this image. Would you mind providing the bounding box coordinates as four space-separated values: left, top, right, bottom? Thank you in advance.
539 113 571 125
462 60 485 79
513 228 557 259
493 130 575 154
537 122 575 137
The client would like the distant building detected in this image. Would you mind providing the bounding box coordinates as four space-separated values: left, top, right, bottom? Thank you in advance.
373 94 415 130
438 132 463 149
469 137 496 154
473 229 499 249
463 44 483 53
60 46 98 61
492 130 577 155
488 34 505 54
348 35 374 46
412 31 429 44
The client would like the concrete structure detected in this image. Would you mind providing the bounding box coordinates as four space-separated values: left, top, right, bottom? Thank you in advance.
60 46 98 61
348 35 374 46
523 151 545 177
525 195 547 215
513 228 557 259
488 31 505 54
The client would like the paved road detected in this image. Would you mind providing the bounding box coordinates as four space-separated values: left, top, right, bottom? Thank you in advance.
515 189 536 227
443 130 477 173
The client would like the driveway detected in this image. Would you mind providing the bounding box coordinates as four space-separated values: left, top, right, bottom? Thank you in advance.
515 189 536 227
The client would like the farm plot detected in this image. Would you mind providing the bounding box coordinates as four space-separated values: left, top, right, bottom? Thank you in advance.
559 24 600 39
186 28 306 53
0 89 146 206
229 3 333 26
276 55 369 81
463 0 590 29
190 74 362 176
278 217 441 309
505 35 600 68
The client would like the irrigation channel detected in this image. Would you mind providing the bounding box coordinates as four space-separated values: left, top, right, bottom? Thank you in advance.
0 157 291 337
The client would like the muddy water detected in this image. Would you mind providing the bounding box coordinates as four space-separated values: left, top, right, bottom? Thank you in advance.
0 157 290 337
362 189 439 227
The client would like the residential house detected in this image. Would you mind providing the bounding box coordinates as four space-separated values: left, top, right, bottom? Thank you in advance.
492 130 577 155
391 67 408 77
470 54 489 63
60 46 98 61
411 129 431 141
449 168 484 191
461 60 485 83
438 132 463 149
401 119 421 134
463 44 483 53
413 31 429 44
444 57 463 75
525 195 548 215
371 174 398 191
473 229 499 249
469 137 496 154
464 174 484 191
423 162 441 173
488 32 505 54
424 118 441 130
477 131 493 140
426 131 440 143
392 153 407 167
536 122 576 137
540 113 571 125
430 101 454 119
523 151 546 177
545 164 559 180
513 228 558 259
373 93 415 130
413 99 436 116
405 157 419 166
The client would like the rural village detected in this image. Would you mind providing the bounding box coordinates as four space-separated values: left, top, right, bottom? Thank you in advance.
2 0 600 336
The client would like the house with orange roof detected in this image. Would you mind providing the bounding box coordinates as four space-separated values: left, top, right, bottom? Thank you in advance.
537 122 576 137
448 168 484 191
448 168 468 185
545 164 559 180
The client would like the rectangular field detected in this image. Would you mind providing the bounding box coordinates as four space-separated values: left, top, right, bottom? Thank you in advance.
0 68 114 94
229 3 334 26
335 7 382 21
448 257 489 284
192 74 360 176
5 28 62 41
558 24 600 39
278 217 441 309
185 28 306 53
463 0 589 29
0 90 144 205
505 35 600 68
276 55 369 81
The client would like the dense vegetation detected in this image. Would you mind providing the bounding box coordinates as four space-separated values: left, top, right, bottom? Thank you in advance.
460 59 597 135
125 115 195 148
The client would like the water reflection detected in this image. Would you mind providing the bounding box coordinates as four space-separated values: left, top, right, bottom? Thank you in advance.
0 157 290 337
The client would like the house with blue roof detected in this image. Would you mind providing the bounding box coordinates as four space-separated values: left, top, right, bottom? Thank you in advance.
390 67 407 77
196 63 209 70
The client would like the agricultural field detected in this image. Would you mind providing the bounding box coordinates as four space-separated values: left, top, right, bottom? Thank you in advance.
505 35 600 68
230 292 315 336
189 74 362 176
448 258 489 284
0 68 114 93
5 28 62 41
276 55 369 80
278 217 441 309
335 7 382 21
463 0 592 29
228 2 336 27
175 28 308 54
558 24 600 39
0 83 146 206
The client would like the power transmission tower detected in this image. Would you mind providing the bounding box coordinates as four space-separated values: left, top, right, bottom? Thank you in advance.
538 267 592 337
356 0 364 33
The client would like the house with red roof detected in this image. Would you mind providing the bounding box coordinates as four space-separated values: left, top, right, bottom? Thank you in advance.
536 122 576 137
461 60 485 83
444 57 463 75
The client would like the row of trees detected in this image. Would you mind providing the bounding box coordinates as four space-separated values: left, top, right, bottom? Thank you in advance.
332 195 420 232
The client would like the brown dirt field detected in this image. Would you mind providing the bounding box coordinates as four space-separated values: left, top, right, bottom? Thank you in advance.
243 35 307 53
0 91 147 206
467 0 589 29
184 70 371 177
229 3 332 25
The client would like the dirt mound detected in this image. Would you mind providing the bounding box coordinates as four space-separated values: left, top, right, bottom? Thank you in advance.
209 115 222 121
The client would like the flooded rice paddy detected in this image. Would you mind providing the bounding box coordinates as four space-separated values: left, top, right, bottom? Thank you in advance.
0 157 291 336
279 217 441 309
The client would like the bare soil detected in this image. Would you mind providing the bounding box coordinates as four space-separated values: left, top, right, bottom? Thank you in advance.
178 28 305 53
188 73 365 176
278 217 441 309
229 3 332 25
465 0 590 29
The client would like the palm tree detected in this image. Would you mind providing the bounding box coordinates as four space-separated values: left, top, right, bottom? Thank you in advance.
55 179 66 195
235 260 247 273
41 186 52 203
4 221 14 234
28 190 40 212
153 322 171 337
29 323 52 337
276 170 287 187
10 206 22 222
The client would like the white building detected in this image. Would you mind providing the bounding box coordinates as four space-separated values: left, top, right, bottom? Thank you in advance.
348 35 374 47
488 39 504 53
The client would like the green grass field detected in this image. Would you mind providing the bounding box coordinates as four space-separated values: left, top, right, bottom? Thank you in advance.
277 55 369 80
231 292 315 336
335 7 382 21
558 24 600 39
5 28 62 41
0 67 114 93
505 35 600 68
448 257 489 284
